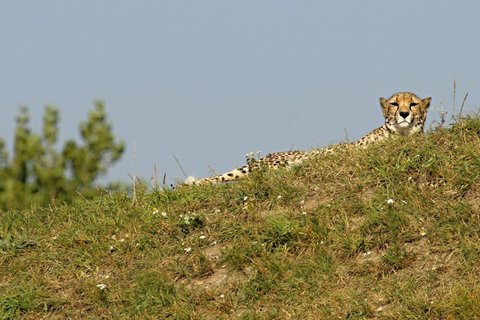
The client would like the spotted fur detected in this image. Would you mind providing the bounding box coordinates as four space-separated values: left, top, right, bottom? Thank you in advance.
186 92 431 186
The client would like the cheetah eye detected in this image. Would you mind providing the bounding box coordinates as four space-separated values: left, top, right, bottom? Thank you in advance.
390 102 398 107
410 102 418 108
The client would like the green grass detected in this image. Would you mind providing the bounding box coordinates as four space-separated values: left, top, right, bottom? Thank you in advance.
2 115 480 319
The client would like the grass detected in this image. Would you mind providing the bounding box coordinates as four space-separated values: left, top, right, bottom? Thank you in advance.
2 114 480 319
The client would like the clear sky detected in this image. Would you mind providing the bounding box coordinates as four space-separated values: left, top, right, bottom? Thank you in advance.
1 1 479 184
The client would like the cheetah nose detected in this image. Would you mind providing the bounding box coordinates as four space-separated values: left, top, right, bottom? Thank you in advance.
399 111 410 119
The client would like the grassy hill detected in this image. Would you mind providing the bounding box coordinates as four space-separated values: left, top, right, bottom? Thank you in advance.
1 115 480 319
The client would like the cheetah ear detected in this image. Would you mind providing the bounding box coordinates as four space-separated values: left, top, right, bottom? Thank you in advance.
379 97 388 116
422 97 432 110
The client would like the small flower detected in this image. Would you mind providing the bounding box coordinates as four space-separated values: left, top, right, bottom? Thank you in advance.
160 211 167 217
243 196 248 201
245 151 261 164
184 247 192 253
386 198 394 205
96 283 107 291
277 195 282 199
152 208 159 215
199 235 207 240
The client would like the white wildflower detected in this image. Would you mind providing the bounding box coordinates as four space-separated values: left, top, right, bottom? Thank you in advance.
184 247 192 253
246 151 261 164
386 198 394 205
96 283 107 291
160 211 167 217
152 208 159 215
199 235 207 240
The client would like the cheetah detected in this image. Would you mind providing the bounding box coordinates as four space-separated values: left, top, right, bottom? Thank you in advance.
186 92 431 186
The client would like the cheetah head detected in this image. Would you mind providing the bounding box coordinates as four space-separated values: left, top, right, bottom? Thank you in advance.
380 92 431 136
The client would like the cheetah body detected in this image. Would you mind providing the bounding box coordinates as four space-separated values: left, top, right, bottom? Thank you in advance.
187 92 431 186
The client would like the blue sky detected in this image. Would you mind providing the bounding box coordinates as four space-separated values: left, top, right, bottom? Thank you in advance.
1 1 479 184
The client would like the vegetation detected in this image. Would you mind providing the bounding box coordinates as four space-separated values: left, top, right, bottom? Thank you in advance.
1 114 480 319
0 103 124 209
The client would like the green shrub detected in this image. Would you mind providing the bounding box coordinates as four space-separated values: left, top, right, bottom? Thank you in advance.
0 102 124 209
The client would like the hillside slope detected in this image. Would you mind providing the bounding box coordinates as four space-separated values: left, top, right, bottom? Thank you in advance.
1 115 480 319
